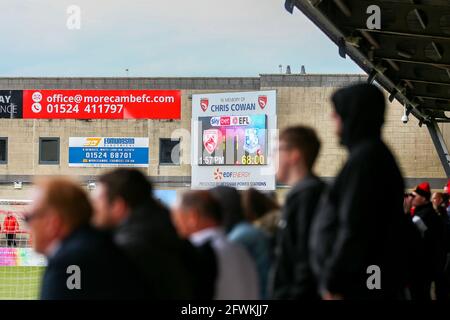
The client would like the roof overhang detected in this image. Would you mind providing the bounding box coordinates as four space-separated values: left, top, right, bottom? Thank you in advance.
289 0 450 124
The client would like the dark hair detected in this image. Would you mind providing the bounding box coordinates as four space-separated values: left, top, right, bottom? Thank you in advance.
434 192 449 207
209 186 244 233
98 168 153 209
279 126 321 170
242 188 280 221
180 190 223 223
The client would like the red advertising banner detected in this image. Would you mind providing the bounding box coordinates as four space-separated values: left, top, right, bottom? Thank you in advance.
22 90 181 119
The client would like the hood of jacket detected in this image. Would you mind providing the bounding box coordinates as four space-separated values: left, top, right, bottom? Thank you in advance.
331 83 385 149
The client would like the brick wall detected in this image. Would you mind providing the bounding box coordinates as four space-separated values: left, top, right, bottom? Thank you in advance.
0 74 446 199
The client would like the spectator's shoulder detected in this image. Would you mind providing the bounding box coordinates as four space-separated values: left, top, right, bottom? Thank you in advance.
54 226 115 262
297 176 326 199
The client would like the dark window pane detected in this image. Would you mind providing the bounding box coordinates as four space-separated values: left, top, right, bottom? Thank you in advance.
0 139 7 163
40 138 59 164
160 139 180 165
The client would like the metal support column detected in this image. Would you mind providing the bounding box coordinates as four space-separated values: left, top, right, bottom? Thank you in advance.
427 120 450 177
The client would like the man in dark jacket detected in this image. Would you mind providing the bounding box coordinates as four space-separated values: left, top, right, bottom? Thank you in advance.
411 182 447 300
271 126 325 299
310 83 408 300
26 178 147 299
92 168 215 299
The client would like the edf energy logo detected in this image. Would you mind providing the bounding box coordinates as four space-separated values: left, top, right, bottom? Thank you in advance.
84 138 101 147
213 168 250 180
214 168 223 180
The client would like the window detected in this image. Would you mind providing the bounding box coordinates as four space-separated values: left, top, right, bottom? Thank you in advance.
159 138 180 165
39 137 60 165
0 138 7 164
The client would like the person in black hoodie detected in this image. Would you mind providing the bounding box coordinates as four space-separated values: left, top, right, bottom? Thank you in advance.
411 183 447 300
431 191 450 300
310 83 409 300
271 126 325 299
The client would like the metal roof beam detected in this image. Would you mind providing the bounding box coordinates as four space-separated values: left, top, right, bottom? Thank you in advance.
354 29 450 42
415 95 450 102
402 78 450 86
427 120 450 177
379 57 450 69
323 0 450 41
293 0 430 123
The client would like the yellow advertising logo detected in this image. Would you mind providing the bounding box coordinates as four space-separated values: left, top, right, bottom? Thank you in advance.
84 137 101 147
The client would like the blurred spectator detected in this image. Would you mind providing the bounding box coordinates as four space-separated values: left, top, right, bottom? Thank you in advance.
172 190 259 300
242 188 281 239
271 126 325 300
404 192 415 216
209 186 242 234
432 192 449 216
26 178 147 299
3 212 19 247
92 168 200 299
431 192 450 300
210 186 271 299
411 183 447 300
444 180 450 194
310 83 409 300
444 180 450 219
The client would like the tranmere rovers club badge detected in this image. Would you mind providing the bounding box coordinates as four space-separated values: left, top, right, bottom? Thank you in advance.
244 128 260 154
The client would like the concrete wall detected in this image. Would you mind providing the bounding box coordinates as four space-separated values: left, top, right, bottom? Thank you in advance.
0 74 445 199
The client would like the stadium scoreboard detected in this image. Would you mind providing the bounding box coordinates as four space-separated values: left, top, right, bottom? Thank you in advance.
191 90 276 190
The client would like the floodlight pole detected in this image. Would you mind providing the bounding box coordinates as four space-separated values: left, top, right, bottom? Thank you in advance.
427 120 450 178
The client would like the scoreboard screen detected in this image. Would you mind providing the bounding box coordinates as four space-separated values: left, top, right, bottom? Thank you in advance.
198 114 267 166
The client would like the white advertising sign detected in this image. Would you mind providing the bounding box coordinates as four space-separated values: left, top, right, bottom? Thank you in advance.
191 90 277 190
69 137 149 167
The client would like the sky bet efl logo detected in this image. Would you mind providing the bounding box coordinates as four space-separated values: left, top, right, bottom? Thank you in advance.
210 116 250 127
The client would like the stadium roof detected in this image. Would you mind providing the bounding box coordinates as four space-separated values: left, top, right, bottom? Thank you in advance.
290 0 450 123
289 0 450 176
